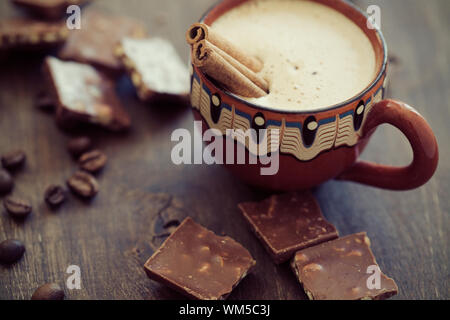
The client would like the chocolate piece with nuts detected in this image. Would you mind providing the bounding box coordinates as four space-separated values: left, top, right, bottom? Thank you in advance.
238 192 338 264
144 217 256 300
0 18 68 51
116 37 190 101
59 10 147 72
291 232 398 300
44 57 131 131
12 0 90 20
78 150 107 173
66 171 98 198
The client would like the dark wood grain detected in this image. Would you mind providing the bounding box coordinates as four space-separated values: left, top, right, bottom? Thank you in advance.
0 0 448 300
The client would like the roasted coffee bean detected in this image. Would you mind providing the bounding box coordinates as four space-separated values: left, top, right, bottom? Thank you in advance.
35 91 55 111
0 239 25 264
31 283 64 300
3 197 32 219
67 136 92 157
67 171 99 198
0 169 13 195
78 150 107 173
1 150 26 171
44 185 66 209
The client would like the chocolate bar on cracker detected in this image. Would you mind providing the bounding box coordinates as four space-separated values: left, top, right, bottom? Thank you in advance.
115 37 190 101
44 56 130 131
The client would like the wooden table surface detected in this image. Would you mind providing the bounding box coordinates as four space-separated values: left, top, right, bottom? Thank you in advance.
0 0 448 300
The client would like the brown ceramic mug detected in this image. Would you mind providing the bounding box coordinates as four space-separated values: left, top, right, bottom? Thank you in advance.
189 0 439 191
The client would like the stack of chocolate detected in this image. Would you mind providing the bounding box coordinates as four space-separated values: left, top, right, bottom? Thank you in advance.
144 192 398 300
1 0 190 132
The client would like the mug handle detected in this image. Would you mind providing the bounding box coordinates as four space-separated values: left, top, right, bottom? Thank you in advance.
337 99 439 190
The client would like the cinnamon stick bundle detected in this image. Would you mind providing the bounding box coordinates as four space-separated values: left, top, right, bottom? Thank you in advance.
187 23 268 98
212 42 269 93
192 40 267 98
186 23 263 73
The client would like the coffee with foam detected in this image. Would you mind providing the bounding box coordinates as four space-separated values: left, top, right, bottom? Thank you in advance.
211 0 376 111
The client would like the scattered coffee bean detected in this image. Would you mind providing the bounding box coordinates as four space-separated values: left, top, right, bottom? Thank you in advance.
78 150 107 173
0 169 14 195
1 150 26 171
44 185 66 209
67 136 92 157
3 197 32 219
67 171 99 198
34 90 55 111
31 283 64 300
0 239 25 264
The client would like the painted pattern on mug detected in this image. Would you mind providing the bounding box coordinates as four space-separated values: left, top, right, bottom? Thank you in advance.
190 66 386 161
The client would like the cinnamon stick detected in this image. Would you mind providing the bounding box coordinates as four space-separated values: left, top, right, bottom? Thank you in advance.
192 40 266 98
186 23 263 73
207 40 269 93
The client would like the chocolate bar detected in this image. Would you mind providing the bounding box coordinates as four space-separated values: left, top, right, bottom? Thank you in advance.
44 56 131 131
115 37 190 101
59 10 147 72
238 192 338 264
0 18 68 51
144 217 256 300
291 232 398 300
12 0 90 20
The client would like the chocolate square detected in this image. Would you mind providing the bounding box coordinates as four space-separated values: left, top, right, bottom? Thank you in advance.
292 232 398 300
144 217 256 300
238 192 338 264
